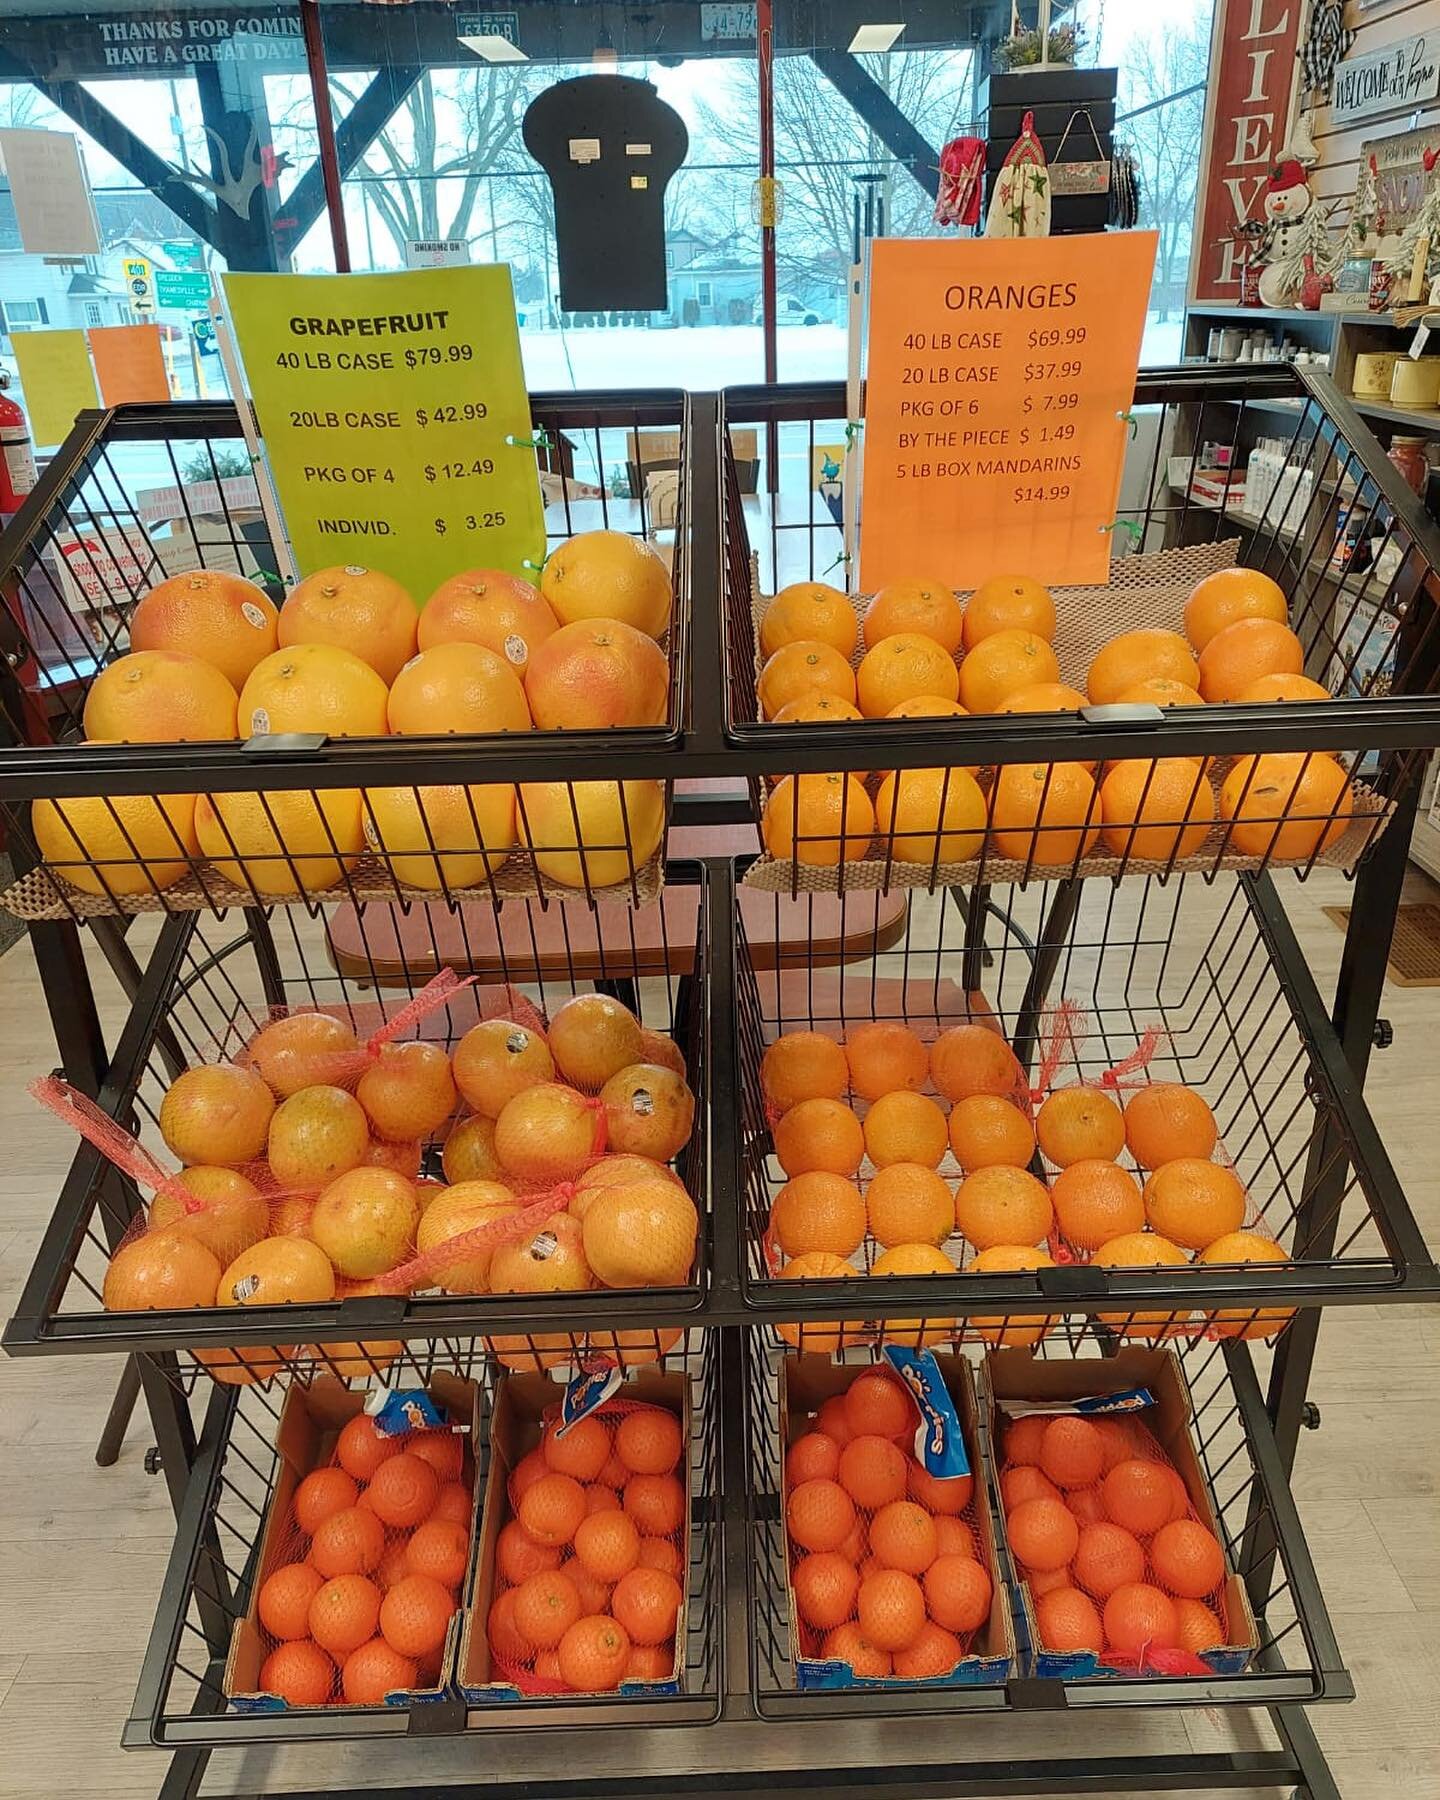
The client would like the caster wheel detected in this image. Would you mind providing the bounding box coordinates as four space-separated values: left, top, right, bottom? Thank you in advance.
143 1446 163 1475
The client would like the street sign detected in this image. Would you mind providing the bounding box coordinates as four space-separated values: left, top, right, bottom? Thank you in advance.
122 254 154 312
192 317 218 356
156 268 213 309
162 239 205 271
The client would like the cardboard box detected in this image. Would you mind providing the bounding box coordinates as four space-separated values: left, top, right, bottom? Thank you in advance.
224 1373 480 1712
980 1347 1259 1681
779 1355 1014 1690
457 1368 691 1704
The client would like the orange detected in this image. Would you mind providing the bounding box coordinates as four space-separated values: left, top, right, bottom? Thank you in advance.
820 1622 891 1677
379 1573 455 1658
1036 1086 1124 1168
637 1535 684 1578
893 1620 964 1678
772 692 866 739
557 1613 633 1691
513 1449 552 1501
864 579 964 654
787 1478 856 1553
512 1569 583 1649
343 1637 419 1704
239 642 389 738
868 1241 958 1348
405 1518 469 1589
525 618 668 730
611 1567 682 1645
1092 1231 1191 1337
1000 681 1088 715
760 581 857 659
1198 617 1303 703
1051 1161 1144 1250
909 1462 972 1515
310 1573 382 1656
887 694 968 721
1233 672 1330 704
519 777 666 890
954 1165 1053 1250
582 1325 683 1366
957 629 1058 712
874 766 986 865
487 1587 530 1662
453 1017 554 1116
924 1554 992 1634
585 1484 621 1515
1035 1585 1101 1653
1123 1085 1217 1167
1070 1489 1106 1524
1143 1159 1245 1250
757 640 857 717
357 1042 455 1144
1039 1417 1105 1489
1006 1496 1078 1572
280 565 416 683
1175 1597 1226 1655
843 1370 916 1440
625 1642 674 1682
1028 1565 1073 1597
930 1024 1023 1104
816 1397 855 1447
581 1180 698 1288
769 1171 866 1257
1113 677 1204 710
776 1253 862 1355
159 1063 273 1165
337 1414 402 1483
786 1432 842 1488
962 575 1055 648
258 1560 325 1640
1103 1582 1178 1655
83 649 238 743
846 1021 929 1101
541 529 672 638
1086 630 1199 706
1004 1416 1049 1464
197 787 365 896
387 642 530 736
616 1409 683 1476
857 633 960 717
1218 752 1352 860
856 1568 926 1651
573 1507 641 1583
542 1414 613 1481
838 1435 909 1510
863 1090 949 1170
948 1094 1034 1172
866 1163 954 1249
260 1639 334 1705
868 1500 938 1575
1183 567 1288 652
622 1472 686 1537
130 570 279 689
1072 1521 1145 1599
363 781 516 891
965 1244 1057 1348
419 570 557 667
368 1453 440 1529
294 1467 359 1537
762 772 874 867
519 1473 588 1547
1150 1519 1224 1598
991 762 1100 865
773 1097 864 1178
497 1520 561 1586
762 1031 849 1113
1196 1231 1293 1338
33 789 200 899
792 1551 860 1629
1101 758 1216 861
1102 1459 1187 1536
1001 1465 1061 1511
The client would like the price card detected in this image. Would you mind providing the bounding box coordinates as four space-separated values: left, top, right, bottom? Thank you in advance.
223 266 546 600
859 232 1158 591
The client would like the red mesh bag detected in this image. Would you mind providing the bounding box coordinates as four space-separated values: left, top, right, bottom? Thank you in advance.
245 1411 475 1707
782 1366 992 1682
996 1406 1235 1675
485 1395 689 1694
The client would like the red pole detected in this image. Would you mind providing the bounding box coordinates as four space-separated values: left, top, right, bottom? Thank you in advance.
300 0 352 272
757 0 777 387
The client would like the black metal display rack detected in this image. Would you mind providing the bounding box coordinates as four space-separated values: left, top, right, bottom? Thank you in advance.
1 368 1438 1800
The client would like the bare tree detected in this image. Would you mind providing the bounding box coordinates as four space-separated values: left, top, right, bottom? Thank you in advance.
1117 20 1210 317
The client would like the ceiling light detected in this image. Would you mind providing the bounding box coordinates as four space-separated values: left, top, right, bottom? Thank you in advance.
460 34 528 61
848 23 905 50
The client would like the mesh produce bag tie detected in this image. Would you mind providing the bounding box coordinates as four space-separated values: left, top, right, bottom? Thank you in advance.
31 1075 208 1211
373 1181 583 1296
239 969 483 1089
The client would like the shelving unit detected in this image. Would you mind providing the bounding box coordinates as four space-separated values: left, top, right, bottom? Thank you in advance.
1 369 1439 1800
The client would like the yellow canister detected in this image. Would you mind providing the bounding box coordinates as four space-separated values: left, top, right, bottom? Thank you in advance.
1352 350 1403 398
1389 357 1440 409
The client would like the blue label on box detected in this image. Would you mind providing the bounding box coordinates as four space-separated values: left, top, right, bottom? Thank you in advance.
369 1388 447 1436
1069 1386 1154 1416
559 1364 623 1431
881 1345 970 1480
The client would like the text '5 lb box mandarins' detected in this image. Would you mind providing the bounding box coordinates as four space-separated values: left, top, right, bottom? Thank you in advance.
458 1365 692 1704
780 1353 1014 1688
980 1346 1259 1681
225 1372 482 1711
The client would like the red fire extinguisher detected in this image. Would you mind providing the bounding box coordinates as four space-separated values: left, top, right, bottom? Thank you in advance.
0 371 38 517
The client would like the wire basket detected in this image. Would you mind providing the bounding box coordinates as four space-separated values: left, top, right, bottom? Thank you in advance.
719 368 1440 893
0 393 702 917
3 862 715 1378
732 866 1438 1338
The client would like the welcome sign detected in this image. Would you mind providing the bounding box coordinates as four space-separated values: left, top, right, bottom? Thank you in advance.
1332 32 1439 125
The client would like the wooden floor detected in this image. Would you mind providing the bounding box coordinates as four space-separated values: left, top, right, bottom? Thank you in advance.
0 869 1436 1799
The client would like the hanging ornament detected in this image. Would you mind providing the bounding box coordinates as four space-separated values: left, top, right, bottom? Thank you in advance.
934 137 985 228
985 111 1051 239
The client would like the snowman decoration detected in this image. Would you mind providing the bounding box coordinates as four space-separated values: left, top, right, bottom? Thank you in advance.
1258 160 1315 306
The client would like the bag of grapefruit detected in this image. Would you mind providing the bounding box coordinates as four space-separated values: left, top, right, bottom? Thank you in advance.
486 1389 689 1695
242 1395 475 1709
996 1404 1237 1676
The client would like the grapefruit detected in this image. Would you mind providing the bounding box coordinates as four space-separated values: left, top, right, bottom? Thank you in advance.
582 1179 698 1287
238 643 389 739
356 1040 457 1141
362 783 516 890
267 1084 371 1189
600 1063 695 1161
129 570 279 689
452 1017 554 1115
541 530 673 638
217 1234 337 1306
33 791 199 897
387 642 531 736
525 619 668 729
159 1063 274 1165
518 779 665 890
419 569 558 669
442 1115 504 1185
196 787 364 895
309 1167 420 1277
414 1180 518 1289
83 650 238 743
149 1167 268 1264
547 994 644 1091
103 1229 220 1311
489 1211 592 1294
493 1082 602 1182
246 1013 361 1098
279 564 418 683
